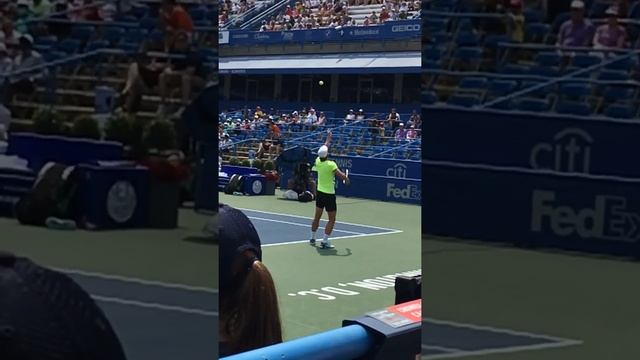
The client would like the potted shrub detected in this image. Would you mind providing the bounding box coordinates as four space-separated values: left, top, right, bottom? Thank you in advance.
71 115 101 140
104 113 134 145
262 160 278 195
241 159 251 167
229 157 239 166
32 107 65 135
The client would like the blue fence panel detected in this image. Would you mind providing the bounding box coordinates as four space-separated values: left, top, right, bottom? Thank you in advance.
423 107 640 177
222 20 420 46
423 162 640 256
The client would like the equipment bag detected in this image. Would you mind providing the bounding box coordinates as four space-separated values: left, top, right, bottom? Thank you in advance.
224 174 244 194
15 162 79 226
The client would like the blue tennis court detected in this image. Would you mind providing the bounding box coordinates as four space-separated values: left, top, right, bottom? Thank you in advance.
63 269 218 360
238 208 403 246
422 318 582 359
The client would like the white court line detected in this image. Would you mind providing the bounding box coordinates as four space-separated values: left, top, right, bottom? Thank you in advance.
92 295 218 317
237 207 402 232
421 341 583 360
422 318 583 359
423 318 581 343
262 229 404 247
422 345 463 353
248 216 364 235
57 268 218 294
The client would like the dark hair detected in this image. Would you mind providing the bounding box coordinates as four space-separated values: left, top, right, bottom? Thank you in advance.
221 250 282 354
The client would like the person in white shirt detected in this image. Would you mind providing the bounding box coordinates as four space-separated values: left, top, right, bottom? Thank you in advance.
0 43 14 85
355 108 365 120
315 111 326 126
345 109 356 122
306 108 317 125
3 34 44 104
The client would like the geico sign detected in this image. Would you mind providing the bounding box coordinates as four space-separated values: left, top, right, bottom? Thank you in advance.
531 190 640 242
391 24 420 32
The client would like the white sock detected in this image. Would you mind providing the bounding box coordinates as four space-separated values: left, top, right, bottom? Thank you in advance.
311 230 316 240
323 234 329 243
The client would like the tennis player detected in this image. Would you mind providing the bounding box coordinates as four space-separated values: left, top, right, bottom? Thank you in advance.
310 131 350 249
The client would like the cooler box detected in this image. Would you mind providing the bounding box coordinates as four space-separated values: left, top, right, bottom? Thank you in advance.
7 133 123 171
77 163 149 229
243 174 266 195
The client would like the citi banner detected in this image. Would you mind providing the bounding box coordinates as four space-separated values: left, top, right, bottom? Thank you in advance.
423 107 640 178
422 162 640 256
223 20 420 46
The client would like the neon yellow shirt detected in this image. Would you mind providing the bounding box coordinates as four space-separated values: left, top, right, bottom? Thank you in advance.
313 157 338 194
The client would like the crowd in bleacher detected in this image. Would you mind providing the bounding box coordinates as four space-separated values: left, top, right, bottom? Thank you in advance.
424 0 640 118
256 0 419 31
219 104 421 162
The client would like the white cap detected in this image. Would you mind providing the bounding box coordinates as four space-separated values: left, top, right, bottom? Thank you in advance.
399 123 404 126
20 34 33 44
570 0 584 9
318 145 329 158
605 6 618 15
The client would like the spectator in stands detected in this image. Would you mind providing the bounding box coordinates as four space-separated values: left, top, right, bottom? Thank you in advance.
268 120 283 154
160 0 194 50
157 31 206 115
557 1 595 48
394 122 407 141
398 9 408 19
386 107 400 130
593 6 626 51
370 11 379 24
506 0 525 43
14 0 32 34
218 204 283 357
363 15 371 25
379 6 390 22
3 34 44 105
406 124 417 140
257 138 273 159
345 108 356 122
315 111 326 126
0 43 12 85
0 19 22 50
31 0 52 17
407 109 420 128
305 107 317 126
356 108 365 120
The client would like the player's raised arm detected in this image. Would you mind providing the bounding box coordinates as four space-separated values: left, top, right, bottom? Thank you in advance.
324 130 333 148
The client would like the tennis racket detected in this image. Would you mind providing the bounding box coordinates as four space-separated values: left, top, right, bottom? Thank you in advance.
343 169 349 184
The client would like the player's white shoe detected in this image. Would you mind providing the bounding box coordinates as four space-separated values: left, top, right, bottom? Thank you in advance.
320 242 335 249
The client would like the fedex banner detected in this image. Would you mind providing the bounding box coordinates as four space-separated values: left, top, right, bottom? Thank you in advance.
223 20 420 46
423 162 640 256
423 107 640 178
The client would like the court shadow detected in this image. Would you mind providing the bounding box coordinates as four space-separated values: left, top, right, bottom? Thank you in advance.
313 245 352 257
183 235 217 246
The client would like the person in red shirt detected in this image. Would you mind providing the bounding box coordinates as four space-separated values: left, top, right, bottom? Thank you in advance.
160 0 194 50
379 6 390 23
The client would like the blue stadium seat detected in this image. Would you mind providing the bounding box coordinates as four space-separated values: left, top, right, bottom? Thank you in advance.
589 1 609 17
631 1 640 18
426 18 449 32
457 19 475 32
523 9 543 23
451 47 483 69
131 5 149 19
559 83 592 99
525 23 550 43
195 20 213 27
123 29 148 44
487 99 513 110
483 34 512 48
44 51 68 62
447 94 481 107
424 60 442 69
487 80 518 97
458 77 488 90
424 46 445 61
598 70 629 81
602 86 635 103
604 104 636 119
534 52 561 67
517 98 551 112
455 32 481 47
556 101 593 116
71 26 94 42
520 81 554 97
529 65 561 77
551 12 571 33
430 32 452 45
85 40 109 51
104 27 125 44
499 64 530 74
190 8 207 21
139 17 159 30
423 91 438 105
572 54 602 68
56 39 81 54
604 57 636 72
34 35 57 47
564 67 593 78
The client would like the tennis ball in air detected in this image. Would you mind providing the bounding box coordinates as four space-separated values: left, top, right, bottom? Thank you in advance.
318 80 324 86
